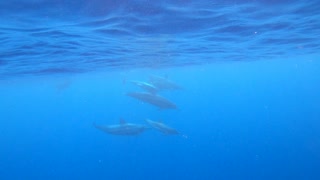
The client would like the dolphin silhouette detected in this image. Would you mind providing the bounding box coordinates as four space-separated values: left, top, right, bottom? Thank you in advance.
130 80 158 94
145 119 180 135
94 119 148 136
126 92 177 109
148 75 182 91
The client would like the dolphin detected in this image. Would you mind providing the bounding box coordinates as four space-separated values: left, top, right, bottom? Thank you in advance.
148 75 182 91
145 119 179 135
130 80 158 94
94 119 149 136
126 91 177 109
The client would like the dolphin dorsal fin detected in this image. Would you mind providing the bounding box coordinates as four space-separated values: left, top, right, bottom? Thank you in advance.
119 118 127 125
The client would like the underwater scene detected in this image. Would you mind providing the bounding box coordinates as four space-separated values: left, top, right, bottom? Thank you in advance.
1 0 320 180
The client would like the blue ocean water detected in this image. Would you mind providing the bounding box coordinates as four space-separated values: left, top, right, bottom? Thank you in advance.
1 0 320 180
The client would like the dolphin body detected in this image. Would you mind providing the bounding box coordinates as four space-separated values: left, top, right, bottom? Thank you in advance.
130 80 158 94
126 91 177 109
149 75 182 91
94 119 148 136
145 119 179 135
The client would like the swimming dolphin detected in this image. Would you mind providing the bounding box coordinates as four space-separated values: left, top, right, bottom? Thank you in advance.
130 80 158 94
126 92 177 109
145 119 179 135
148 75 182 91
94 119 149 136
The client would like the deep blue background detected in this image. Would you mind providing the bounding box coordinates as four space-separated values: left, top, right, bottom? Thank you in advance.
1 58 320 179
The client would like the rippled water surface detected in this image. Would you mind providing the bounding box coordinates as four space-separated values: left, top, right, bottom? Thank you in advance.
1 0 319 77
